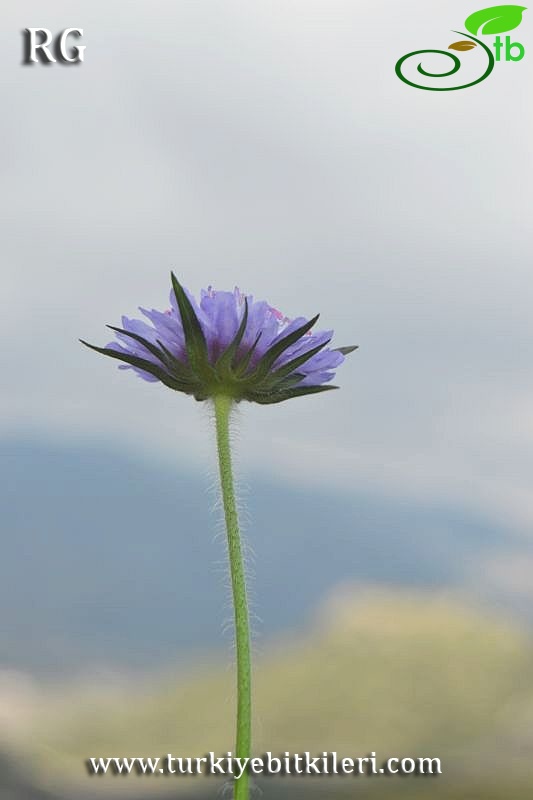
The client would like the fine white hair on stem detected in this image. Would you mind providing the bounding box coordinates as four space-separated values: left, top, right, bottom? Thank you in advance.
205 398 261 655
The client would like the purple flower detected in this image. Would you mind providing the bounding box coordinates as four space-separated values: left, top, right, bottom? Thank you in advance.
81 275 356 404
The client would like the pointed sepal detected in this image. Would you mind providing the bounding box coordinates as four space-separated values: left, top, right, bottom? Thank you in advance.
251 384 338 404
216 297 249 375
79 340 191 391
249 314 320 384
170 272 213 381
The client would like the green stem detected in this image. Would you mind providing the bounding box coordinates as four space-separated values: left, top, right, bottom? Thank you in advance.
213 394 251 800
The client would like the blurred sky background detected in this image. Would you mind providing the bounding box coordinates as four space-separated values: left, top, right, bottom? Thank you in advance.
0 0 533 668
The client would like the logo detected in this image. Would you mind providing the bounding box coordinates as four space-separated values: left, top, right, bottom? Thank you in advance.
395 5 526 90
23 28 85 65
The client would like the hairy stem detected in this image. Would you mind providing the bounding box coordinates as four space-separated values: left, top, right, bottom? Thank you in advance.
213 394 251 800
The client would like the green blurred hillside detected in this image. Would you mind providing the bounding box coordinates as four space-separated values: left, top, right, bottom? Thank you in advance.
10 588 533 799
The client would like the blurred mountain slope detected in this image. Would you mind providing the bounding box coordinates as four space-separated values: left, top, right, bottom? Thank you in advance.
2 438 530 673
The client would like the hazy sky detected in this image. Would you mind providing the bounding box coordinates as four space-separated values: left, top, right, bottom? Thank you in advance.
1 1 532 532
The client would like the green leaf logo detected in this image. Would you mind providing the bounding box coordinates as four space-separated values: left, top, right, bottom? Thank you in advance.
465 5 527 35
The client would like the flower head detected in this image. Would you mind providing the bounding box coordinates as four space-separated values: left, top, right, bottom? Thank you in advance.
81 274 356 404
